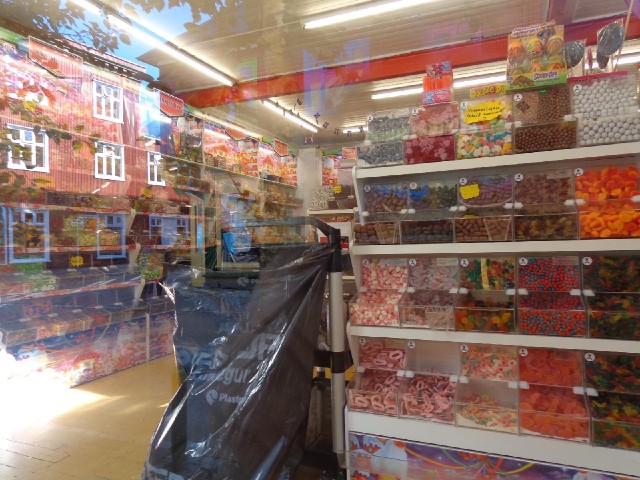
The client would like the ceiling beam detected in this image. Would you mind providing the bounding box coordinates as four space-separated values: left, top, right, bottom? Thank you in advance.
180 15 640 108
547 0 578 25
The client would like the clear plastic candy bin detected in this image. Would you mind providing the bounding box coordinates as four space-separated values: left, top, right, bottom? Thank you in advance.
410 103 460 137
353 222 399 245
455 379 518 433
360 257 408 290
347 368 401 416
357 141 405 168
357 337 406 371
458 256 516 291
349 289 403 327
519 385 589 442
399 372 456 423
570 72 638 119
455 290 515 333
457 174 513 207
362 180 409 221
512 86 571 124
455 128 513 160
517 256 580 292
590 391 640 451
366 108 411 143
460 344 518 382
578 114 640 147
399 289 456 330
455 207 513 242
519 348 583 388
459 95 513 132
513 169 574 205
408 256 458 291
518 291 586 337
513 205 578 241
513 120 578 154
401 211 454 244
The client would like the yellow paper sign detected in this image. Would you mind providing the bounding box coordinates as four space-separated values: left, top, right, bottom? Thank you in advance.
333 185 342 194
459 184 481 200
464 101 504 124
469 83 506 99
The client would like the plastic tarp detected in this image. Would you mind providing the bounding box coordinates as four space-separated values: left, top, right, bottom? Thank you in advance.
142 242 333 480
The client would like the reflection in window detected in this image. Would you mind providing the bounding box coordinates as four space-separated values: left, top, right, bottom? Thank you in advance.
97 214 126 259
93 80 123 122
9 208 50 263
149 216 189 247
147 151 165 186
6 125 49 172
94 141 125 181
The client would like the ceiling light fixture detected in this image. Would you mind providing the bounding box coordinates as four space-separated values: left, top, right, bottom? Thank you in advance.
371 74 508 99
261 99 319 133
69 0 234 86
617 54 640 65
304 0 438 29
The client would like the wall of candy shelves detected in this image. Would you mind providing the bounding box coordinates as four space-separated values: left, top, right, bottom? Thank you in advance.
0 28 302 386
347 60 640 479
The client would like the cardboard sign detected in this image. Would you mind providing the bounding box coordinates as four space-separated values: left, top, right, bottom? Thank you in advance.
342 147 357 160
470 83 507 99
274 139 289 157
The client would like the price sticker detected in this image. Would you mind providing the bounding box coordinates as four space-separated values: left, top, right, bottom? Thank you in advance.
459 177 468 186
519 258 528 266
411 107 419 116
409 259 417 267
519 348 528 357
515 173 524 182
364 185 371 192
514 93 523 102
574 168 584 177
460 259 470 268
460 101 468 109
585 352 596 362
362 259 370 267
460 344 469 353
582 257 593 266
408 341 416 349
573 84 583 93
367 115 374 122
410 182 418 189
359 338 367 346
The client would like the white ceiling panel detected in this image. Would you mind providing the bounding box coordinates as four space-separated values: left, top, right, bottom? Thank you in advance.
574 0 627 22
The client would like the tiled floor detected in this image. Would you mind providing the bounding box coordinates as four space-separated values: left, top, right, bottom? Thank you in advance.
0 355 180 479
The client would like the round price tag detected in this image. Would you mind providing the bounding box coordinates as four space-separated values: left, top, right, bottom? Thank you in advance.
411 108 419 116
408 341 416 349
573 84 583 93
410 182 418 190
359 338 366 346
574 168 584 177
409 259 417 267
460 259 470 267
519 348 529 357
519 258 528 266
582 257 593 266
459 177 468 186
460 344 469 353
460 101 468 109
367 115 373 122
364 185 371 192
362 259 370 267
585 352 596 362
514 93 523 102
515 173 524 182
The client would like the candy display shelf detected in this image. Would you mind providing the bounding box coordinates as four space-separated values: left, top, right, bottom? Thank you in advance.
351 238 640 257
2 203 135 216
346 411 640 478
355 141 640 179
348 323 640 354
348 141 640 477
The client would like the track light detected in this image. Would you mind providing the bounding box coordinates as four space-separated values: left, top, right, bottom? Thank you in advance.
304 0 438 29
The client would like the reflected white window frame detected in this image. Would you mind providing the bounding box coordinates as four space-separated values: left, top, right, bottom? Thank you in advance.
6 124 49 173
147 151 165 186
97 213 126 259
8 208 50 264
94 141 125 181
92 80 124 123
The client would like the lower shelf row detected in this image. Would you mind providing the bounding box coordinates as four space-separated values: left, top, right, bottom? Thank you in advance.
348 370 640 451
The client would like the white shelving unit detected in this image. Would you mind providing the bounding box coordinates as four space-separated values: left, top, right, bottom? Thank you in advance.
347 142 640 478
347 412 640 478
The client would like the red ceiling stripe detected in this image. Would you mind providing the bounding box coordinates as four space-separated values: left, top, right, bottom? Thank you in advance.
180 15 640 108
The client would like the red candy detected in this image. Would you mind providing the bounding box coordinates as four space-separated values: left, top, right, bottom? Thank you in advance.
404 135 455 164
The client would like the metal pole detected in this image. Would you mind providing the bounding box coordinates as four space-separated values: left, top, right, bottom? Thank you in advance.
327 226 346 460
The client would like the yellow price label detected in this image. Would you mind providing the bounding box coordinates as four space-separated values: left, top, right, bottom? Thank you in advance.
464 101 504 124
333 185 342 194
459 184 481 200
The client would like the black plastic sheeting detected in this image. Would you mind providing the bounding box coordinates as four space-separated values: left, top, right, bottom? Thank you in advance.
142 243 333 480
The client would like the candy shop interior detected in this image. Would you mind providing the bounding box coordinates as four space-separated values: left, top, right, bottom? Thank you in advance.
4 0 640 479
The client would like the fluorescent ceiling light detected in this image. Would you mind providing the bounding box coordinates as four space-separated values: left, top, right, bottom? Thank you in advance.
343 126 368 133
261 100 319 133
454 74 506 88
109 16 233 86
371 87 422 100
304 0 438 29
371 74 508 99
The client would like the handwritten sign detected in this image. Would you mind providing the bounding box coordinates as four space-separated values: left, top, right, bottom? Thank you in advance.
463 101 504 124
